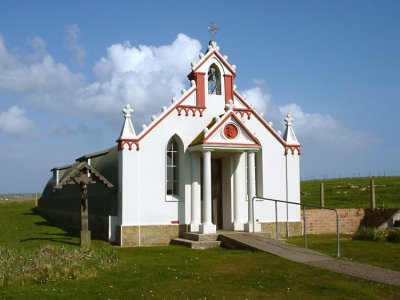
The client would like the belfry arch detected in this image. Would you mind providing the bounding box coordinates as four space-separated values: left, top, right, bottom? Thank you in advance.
207 63 221 95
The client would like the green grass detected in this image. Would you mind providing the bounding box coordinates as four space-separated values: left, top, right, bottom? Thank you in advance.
1 201 400 299
288 234 400 271
301 176 400 208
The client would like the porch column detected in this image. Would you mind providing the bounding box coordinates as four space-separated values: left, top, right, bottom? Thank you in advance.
233 153 245 231
200 150 216 234
190 152 201 232
245 151 261 232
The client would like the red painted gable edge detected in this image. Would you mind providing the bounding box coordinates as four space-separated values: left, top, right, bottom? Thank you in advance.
202 111 261 147
117 75 301 154
189 49 236 78
233 90 299 149
117 87 197 150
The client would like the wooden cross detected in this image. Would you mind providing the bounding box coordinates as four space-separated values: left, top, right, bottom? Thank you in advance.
54 162 113 247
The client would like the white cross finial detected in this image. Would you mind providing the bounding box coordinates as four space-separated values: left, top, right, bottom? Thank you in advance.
284 113 294 126
122 104 134 118
208 22 218 41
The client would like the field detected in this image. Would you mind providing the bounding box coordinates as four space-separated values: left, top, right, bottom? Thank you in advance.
0 201 400 299
300 176 400 208
0 193 40 202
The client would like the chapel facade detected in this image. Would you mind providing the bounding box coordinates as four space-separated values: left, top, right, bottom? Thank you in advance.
39 40 302 246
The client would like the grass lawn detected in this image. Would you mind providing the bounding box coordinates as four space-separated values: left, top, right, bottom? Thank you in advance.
300 176 400 208
288 234 400 272
1 201 400 299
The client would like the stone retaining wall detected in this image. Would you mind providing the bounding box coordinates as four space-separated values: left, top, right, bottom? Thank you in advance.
302 208 364 234
260 221 303 238
301 208 398 234
117 225 189 246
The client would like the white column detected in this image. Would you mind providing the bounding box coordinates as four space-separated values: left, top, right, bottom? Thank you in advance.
199 150 216 234
190 152 201 232
233 153 245 231
245 151 261 232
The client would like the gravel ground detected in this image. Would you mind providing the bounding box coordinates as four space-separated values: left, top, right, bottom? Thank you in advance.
309 259 400 287
221 233 400 287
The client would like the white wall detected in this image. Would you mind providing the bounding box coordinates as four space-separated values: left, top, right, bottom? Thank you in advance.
118 74 301 227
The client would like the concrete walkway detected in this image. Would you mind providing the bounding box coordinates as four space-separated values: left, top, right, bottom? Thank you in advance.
219 233 400 287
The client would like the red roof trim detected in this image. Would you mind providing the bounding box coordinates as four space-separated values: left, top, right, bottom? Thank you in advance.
233 90 289 147
191 50 236 76
203 142 260 147
137 88 196 142
117 88 197 151
202 111 261 146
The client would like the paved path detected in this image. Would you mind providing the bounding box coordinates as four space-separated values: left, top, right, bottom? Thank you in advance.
219 233 400 287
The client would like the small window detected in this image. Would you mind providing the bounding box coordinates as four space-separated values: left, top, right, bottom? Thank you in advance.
166 138 180 197
208 64 221 95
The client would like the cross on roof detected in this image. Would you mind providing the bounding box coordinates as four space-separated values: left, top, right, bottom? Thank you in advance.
284 114 294 126
208 22 218 41
122 104 134 118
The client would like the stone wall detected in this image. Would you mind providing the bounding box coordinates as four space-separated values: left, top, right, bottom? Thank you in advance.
301 208 364 234
116 225 189 247
300 208 398 234
260 221 302 238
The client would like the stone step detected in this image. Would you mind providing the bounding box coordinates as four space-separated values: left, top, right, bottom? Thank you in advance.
181 232 219 242
171 238 221 250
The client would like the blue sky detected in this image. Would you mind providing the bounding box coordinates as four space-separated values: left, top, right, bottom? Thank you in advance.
0 1 399 193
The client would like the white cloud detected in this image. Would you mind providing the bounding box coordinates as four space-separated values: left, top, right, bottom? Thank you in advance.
0 32 376 153
0 33 201 126
0 34 85 94
65 24 87 66
74 33 201 124
241 84 377 151
0 105 38 136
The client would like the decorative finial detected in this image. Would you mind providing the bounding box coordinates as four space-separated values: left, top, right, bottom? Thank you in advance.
122 104 134 118
285 114 294 126
208 22 218 42
225 99 236 111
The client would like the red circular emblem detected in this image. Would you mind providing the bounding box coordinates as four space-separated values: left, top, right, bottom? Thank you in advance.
224 124 238 139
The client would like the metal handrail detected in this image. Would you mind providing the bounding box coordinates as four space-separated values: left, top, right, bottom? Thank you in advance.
252 196 340 258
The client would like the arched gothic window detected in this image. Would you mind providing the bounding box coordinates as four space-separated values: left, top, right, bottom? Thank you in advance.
208 64 221 95
166 138 180 197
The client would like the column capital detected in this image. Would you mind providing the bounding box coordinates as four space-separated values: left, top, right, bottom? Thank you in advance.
202 149 213 155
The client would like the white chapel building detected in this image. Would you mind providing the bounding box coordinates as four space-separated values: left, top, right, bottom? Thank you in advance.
39 39 302 246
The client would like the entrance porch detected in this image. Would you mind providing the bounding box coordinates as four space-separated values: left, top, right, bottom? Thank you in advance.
189 148 261 234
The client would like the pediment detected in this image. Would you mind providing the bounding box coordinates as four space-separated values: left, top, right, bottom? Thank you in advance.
189 112 261 149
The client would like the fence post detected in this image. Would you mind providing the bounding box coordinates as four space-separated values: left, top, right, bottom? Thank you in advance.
275 201 278 240
370 178 375 210
320 182 325 207
303 206 307 249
